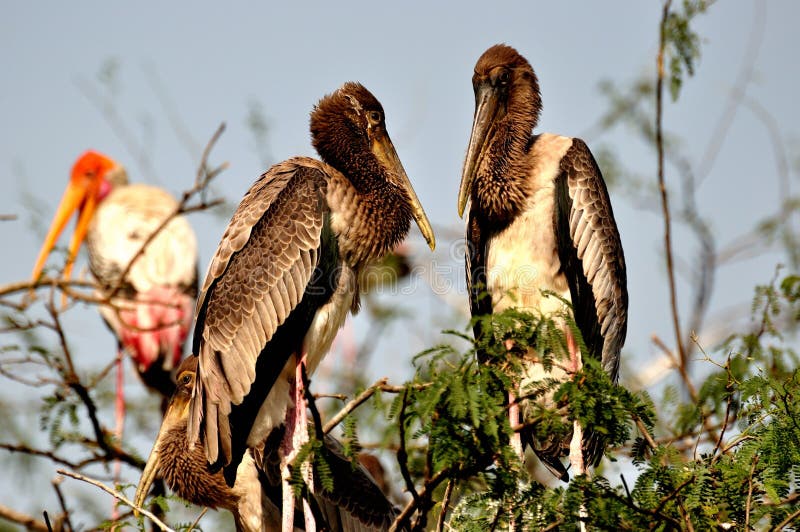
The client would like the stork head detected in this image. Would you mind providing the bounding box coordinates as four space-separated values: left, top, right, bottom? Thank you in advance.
31 151 128 283
135 355 236 512
135 356 195 510
458 44 542 217
310 82 435 251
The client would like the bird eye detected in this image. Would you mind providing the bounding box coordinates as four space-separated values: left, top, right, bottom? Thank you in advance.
369 111 381 123
180 373 192 385
499 71 510 84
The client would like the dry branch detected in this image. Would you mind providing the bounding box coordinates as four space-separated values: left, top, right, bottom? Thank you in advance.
57 469 174 532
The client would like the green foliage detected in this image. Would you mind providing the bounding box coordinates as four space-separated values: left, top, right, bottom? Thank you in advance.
386 277 800 530
663 0 710 100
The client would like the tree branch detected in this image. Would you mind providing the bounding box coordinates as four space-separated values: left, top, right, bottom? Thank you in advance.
56 469 174 532
656 0 689 384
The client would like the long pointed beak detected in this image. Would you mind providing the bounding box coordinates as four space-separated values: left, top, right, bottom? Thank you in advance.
458 84 500 218
134 396 186 514
133 425 166 515
374 135 436 251
31 175 103 283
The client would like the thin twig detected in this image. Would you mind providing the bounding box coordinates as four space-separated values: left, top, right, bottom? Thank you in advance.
56 469 174 532
106 123 227 301
396 388 420 507
0 503 51 531
0 442 94 469
435 478 455 532
745 455 759 530
323 378 388 434
710 358 734 462
651 334 698 401
656 0 689 384
188 508 208 531
654 476 694 517
633 415 658 451
51 477 73 532
771 506 800 532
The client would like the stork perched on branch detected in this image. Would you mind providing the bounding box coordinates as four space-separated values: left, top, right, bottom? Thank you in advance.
185 82 434 530
31 151 198 435
459 44 628 480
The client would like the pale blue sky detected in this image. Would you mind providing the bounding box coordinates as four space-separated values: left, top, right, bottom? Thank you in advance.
1 0 798 522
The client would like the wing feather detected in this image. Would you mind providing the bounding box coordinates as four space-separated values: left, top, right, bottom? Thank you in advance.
554 139 628 381
188 157 330 466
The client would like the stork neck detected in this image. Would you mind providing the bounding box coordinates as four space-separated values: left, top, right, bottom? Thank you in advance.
329 174 411 267
475 99 537 225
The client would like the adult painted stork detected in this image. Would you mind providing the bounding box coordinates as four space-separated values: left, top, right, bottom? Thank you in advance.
135 356 400 531
31 151 198 436
186 82 435 529
458 45 628 479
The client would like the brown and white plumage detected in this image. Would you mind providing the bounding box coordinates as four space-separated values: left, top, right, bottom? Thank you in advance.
184 83 434 529
135 356 401 532
459 45 627 478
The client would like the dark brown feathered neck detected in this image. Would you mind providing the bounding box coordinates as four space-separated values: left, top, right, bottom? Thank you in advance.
158 418 238 510
473 47 543 225
311 85 414 267
326 169 413 268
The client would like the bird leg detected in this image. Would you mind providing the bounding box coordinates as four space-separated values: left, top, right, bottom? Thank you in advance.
280 353 316 532
565 330 585 477
565 330 588 532
504 339 524 460
111 347 125 520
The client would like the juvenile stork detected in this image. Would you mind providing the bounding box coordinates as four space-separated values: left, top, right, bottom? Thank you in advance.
135 356 400 531
31 151 198 433
459 45 627 479
186 82 434 529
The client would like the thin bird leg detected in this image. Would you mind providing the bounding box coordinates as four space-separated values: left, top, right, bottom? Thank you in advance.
280 366 299 532
504 339 524 460
112 348 125 520
280 353 317 532
281 376 297 532
294 354 316 532
565 329 588 531
565 330 585 477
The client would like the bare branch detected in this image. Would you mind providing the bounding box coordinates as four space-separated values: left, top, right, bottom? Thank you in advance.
56 469 174 532
106 123 227 301
656 0 689 384
435 478 455 532
51 477 73 532
323 378 388 434
0 503 51 531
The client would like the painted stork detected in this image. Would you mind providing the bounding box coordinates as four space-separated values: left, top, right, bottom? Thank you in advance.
31 151 198 436
135 356 400 531
458 45 628 479
186 82 434 529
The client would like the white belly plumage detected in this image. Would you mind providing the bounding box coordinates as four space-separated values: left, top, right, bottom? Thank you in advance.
485 133 576 396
